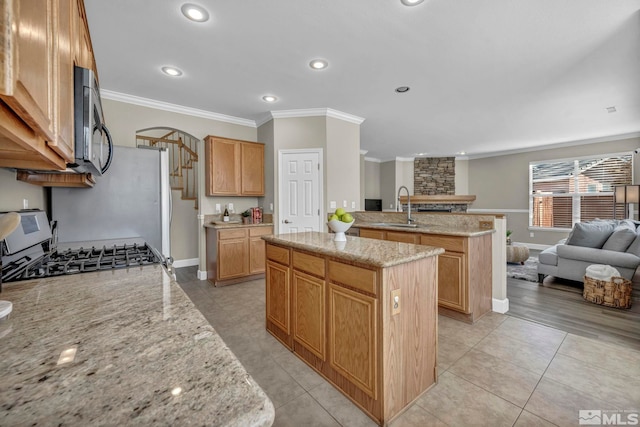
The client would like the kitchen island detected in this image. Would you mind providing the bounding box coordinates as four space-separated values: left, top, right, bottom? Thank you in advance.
0 265 274 426
262 232 443 425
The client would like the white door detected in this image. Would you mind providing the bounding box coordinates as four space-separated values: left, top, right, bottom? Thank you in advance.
279 150 323 234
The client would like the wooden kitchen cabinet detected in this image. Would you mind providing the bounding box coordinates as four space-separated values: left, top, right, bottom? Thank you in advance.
206 225 273 286
0 0 96 172
359 226 492 323
204 136 265 196
292 270 326 360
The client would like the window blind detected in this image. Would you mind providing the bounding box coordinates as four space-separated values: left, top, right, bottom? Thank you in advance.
530 154 632 229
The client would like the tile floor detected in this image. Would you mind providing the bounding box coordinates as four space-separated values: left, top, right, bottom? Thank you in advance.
177 271 640 427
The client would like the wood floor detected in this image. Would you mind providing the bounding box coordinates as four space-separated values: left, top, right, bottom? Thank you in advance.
507 275 640 350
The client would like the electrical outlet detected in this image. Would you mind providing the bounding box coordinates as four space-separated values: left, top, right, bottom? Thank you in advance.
351 201 356 209
215 203 221 213
343 200 347 208
479 220 493 229
330 201 336 209
228 203 234 212
391 289 401 315
23 199 28 209
530 232 535 238
270 203 273 211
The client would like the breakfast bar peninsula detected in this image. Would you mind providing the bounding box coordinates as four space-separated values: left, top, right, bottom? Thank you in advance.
262 232 444 425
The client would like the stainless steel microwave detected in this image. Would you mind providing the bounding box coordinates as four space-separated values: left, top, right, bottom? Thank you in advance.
70 66 113 175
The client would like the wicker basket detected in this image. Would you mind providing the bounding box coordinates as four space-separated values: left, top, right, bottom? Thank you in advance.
583 276 633 309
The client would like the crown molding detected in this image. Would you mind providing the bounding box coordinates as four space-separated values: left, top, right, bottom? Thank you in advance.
360 149 368 155
100 89 257 128
269 108 365 125
255 114 274 127
364 156 382 163
466 131 640 159
396 156 415 162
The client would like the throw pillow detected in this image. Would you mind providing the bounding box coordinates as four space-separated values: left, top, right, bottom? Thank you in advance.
627 232 640 257
602 229 636 252
565 221 615 248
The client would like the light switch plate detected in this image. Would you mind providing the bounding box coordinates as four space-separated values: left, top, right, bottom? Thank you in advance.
330 201 336 209
215 203 221 213
228 203 234 212
391 289 401 316
343 200 347 208
351 201 356 209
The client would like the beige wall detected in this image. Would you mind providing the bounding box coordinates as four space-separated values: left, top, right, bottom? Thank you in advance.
102 99 258 268
455 158 469 195
364 160 381 199
380 161 397 210
0 168 47 212
468 136 640 246
326 117 361 212
396 159 414 195
258 119 275 214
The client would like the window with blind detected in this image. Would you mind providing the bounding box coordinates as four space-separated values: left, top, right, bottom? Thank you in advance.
529 153 633 229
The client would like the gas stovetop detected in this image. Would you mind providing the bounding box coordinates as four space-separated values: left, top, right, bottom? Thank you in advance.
2 243 162 283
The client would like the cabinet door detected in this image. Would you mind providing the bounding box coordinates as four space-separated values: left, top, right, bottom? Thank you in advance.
293 270 326 360
266 260 291 336
386 231 419 244
360 229 385 240
50 0 74 162
205 138 241 195
249 237 266 274
328 284 377 399
0 0 55 142
218 238 249 279
241 142 264 195
438 251 468 313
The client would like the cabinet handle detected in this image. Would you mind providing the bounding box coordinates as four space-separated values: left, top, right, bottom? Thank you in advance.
283 219 293 224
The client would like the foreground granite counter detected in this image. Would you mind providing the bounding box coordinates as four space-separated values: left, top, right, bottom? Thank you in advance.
0 265 274 426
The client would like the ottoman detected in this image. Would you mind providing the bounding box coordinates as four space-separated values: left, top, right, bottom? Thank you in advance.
507 243 530 264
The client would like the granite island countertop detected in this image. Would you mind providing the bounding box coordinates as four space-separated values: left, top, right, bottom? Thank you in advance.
0 265 274 426
204 222 273 230
262 231 444 267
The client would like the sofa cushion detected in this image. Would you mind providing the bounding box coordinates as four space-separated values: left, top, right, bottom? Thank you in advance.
557 244 640 269
626 233 640 257
538 245 558 266
565 221 615 248
602 229 637 252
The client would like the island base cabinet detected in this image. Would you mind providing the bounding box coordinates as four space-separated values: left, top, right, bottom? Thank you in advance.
437 252 467 313
264 242 438 425
266 260 292 349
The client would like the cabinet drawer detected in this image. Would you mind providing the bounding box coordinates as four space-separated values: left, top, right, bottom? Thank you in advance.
219 228 248 240
420 234 465 253
267 244 290 265
293 251 325 277
328 261 377 296
250 226 273 237
386 231 419 244
360 229 385 240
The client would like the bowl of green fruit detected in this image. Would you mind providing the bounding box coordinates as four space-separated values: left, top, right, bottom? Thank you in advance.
327 208 354 241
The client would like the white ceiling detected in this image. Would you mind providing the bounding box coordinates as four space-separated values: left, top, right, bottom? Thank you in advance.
85 0 640 161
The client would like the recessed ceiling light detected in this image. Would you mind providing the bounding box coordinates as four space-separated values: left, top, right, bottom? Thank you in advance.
457 151 467 155
161 66 183 77
401 0 425 5
309 59 328 70
395 86 410 93
262 95 278 103
181 3 210 22
606 106 617 113
415 152 429 156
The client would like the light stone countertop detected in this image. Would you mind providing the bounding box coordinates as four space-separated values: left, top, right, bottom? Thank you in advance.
204 222 273 230
0 265 274 426
262 232 444 268
353 222 495 237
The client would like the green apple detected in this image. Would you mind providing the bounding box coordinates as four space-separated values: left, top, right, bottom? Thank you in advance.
335 208 346 218
341 213 353 223
328 214 339 222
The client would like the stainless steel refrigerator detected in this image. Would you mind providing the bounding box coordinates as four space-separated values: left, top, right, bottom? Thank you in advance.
51 146 171 260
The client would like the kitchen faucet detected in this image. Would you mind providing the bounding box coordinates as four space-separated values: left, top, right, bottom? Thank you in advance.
397 186 414 224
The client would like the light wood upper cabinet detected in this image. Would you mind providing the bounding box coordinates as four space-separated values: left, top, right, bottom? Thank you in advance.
0 0 55 143
0 0 96 171
205 136 264 196
241 142 265 195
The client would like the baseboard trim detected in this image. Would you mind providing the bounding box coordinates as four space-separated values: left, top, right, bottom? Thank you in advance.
511 242 552 251
197 270 208 281
172 258 199 268
492 298 509 314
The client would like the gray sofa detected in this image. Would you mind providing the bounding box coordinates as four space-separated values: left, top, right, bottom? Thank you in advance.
537 219 640 283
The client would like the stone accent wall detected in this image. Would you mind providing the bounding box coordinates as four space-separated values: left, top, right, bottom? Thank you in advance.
414 157 455 195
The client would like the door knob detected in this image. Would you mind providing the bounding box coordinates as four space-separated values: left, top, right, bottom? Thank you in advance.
283 219 293 224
